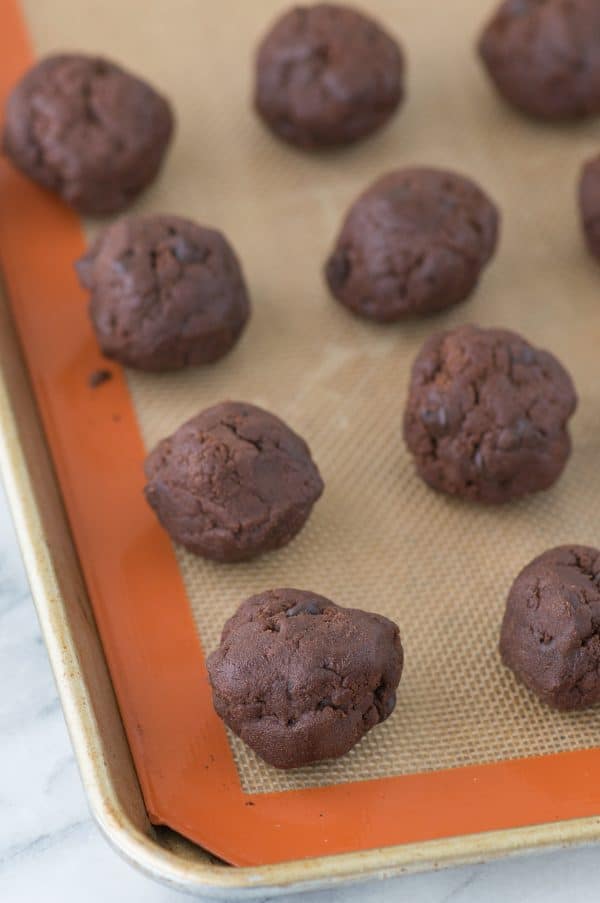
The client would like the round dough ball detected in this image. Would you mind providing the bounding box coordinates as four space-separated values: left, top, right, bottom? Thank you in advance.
579 154 600 260
2 54 173 214
144 402 324 562
76 215 250 372
478 0 600 121
501 545 600 710
325 168 499 322
403 325 577 504
254 3 404 149
207 588 403 768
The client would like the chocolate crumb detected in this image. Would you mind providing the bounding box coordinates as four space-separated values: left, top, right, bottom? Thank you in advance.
88 368 113 388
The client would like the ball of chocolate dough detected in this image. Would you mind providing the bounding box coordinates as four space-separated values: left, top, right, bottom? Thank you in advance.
478 0 600 121
579 154 600 260
325 168 499 322
403 325 577 504
501 545 600 710
207 588 403 768
2 53 173 214
254 3 404 149
76 215 250 372
144 402 324 562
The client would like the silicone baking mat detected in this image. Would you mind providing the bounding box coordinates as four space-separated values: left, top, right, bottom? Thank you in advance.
2 0 600 867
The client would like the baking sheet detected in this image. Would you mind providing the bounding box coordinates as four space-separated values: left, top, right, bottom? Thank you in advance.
5 0 600 865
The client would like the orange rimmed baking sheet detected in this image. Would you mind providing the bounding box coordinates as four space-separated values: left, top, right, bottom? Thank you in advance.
3 0 600 868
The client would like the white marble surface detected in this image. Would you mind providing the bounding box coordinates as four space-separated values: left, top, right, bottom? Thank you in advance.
1 474 600 903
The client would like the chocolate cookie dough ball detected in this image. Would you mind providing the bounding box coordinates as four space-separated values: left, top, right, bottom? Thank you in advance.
403 325 577 504
144 402 324 562
478 0 600 121
76 215 250 371
501 546 600 710
2 54 173 214
325 168 499 322
207 588 403 768
254 3 404 149
579 154 600 260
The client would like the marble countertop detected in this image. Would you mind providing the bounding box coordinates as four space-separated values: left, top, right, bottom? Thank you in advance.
1 475 599 903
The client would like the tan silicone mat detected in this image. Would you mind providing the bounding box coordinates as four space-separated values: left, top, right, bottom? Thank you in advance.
21 0 600 795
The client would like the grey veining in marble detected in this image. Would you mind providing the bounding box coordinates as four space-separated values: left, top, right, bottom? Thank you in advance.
1 473 599 902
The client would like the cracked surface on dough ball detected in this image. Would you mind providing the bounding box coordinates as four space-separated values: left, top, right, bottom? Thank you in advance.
479 0 600 120
207 588 403 768
2 53 173 214
501 545 600 710
144 402 324 562
325 168 499 322
254 3 404 148
76 215 250 371
403 325 577 503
